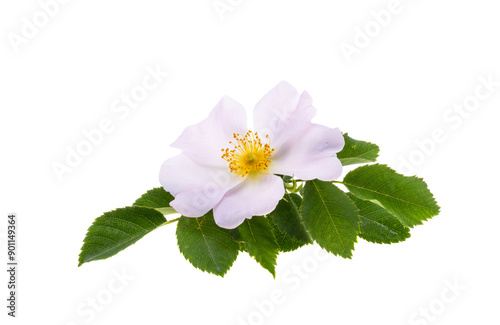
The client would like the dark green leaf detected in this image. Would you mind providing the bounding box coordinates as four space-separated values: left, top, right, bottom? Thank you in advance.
271 193 311 243
343 164 440 227
267 216 307 253
133 187 177 215
347 193 411 244
79 206 166 266
238 242 247 252
337 133 380 166
231 216 279 277
133 187 174 208
176 212 239 277
302 180 360 258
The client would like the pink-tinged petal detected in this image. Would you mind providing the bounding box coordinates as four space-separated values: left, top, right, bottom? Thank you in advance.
253 81 316 148
159 154 244 217
171 96 248 167
270 124 344 181
213 174 285 229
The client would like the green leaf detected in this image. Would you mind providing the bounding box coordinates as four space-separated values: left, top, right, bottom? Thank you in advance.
337 133 380 166
133 187 176 215
133 187 174 207
271 193 311 244
347 193 411 244
343 164 440 227
301 180 360 258
231 216 279 277
79 206 167 266
267 216 307 253
238 242 247 252
176 212 239 277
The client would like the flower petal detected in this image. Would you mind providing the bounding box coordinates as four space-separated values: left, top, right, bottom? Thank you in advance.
159 154 243 217
270 124 344 181
213 174 285 229
253 81 316 148
171 96 248 167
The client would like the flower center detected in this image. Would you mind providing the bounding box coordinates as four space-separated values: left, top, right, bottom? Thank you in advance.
221 131 274 177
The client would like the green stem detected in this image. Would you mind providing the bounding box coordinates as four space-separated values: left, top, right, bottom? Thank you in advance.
154 207 178 215
153 207 181 227
161 217 180 227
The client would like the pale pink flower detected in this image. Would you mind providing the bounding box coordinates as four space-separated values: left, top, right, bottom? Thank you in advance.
159 82 344 228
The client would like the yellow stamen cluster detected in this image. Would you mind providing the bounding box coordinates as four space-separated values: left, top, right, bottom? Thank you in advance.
221 131 274 177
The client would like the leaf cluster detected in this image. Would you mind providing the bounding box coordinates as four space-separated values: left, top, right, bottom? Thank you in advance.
79 134 439 277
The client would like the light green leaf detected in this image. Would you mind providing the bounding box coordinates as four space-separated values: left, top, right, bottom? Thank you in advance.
231 216 279 277
337 133 380 166
301 180 360 258
347 193 411 244
343 164 440 227
79 206 167 266
271 193 311 244
176 212 239 277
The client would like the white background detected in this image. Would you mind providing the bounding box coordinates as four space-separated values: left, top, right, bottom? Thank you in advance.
1 1 499 324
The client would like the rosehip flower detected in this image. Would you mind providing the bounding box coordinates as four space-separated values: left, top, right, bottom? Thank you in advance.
159 82 344 228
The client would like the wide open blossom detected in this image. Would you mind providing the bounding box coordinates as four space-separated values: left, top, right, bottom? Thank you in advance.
159 81 345 229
